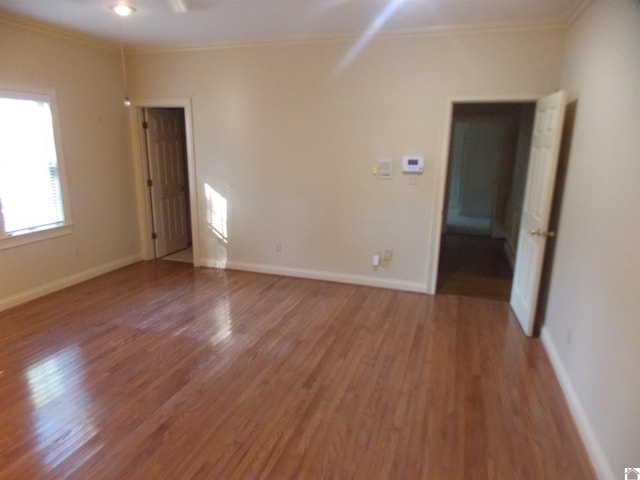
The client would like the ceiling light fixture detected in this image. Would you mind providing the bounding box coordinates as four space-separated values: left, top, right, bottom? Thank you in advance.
112 4 136 17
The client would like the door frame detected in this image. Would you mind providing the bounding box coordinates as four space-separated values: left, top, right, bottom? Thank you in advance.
129 98 200 266
426 94 542 294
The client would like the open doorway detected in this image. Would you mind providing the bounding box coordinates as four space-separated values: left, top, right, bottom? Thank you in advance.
436 102 535 301
140 107 193 263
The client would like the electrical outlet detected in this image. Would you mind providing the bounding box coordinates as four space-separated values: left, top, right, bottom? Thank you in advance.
275 243 282 253
566 327 573 345
383 249 393 261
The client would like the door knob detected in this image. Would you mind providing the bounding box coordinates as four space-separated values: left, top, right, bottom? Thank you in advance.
530 229 556 238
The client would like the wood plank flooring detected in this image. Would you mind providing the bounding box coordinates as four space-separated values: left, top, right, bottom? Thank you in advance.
437 233 513 301
0 261 595 479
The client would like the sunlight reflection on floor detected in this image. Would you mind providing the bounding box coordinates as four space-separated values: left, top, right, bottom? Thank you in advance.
26 346 102 469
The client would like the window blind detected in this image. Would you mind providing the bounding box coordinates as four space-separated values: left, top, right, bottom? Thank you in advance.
0 96 65 237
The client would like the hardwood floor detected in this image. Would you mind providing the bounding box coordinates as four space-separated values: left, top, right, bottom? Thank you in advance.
437 233 513 301
0 261 594 479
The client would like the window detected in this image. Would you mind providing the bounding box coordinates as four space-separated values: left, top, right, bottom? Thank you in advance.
0 89 72 248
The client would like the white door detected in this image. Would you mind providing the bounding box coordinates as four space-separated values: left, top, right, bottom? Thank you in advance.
144 108 189 257
510 91 567 336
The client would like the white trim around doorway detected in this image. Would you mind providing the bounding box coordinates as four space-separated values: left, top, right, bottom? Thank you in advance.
128 98 200 267
425 93 543 295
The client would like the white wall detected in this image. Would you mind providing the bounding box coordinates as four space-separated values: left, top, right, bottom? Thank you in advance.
128 27 564 290
542 1 640 478
0 18 141 309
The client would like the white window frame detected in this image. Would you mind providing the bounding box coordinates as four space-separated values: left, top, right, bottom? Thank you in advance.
0 88 73 250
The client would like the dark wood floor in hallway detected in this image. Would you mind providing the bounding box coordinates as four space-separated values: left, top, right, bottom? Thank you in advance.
437 233 514 301
0 261 594 479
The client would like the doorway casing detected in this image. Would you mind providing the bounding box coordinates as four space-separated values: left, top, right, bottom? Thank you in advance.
427 94 542 295
129 98 200 266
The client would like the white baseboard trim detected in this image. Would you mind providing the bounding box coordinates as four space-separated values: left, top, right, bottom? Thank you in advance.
199 259 427 293
0 253 143 312
541 327 615 480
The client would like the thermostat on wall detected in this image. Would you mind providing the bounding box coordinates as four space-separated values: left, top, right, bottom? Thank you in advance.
402 155 424 173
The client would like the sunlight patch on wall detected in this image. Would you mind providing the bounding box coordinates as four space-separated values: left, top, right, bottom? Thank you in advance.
205 182 228 268
205 183 228 243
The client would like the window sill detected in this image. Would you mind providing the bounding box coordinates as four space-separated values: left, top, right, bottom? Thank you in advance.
0 224 73 250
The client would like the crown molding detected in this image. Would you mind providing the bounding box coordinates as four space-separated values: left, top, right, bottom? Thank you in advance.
0 11 118 52
2 1 589 57
127 20 568 55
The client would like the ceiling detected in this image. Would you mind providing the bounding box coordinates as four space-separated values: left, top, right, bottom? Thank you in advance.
0 0 589 50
